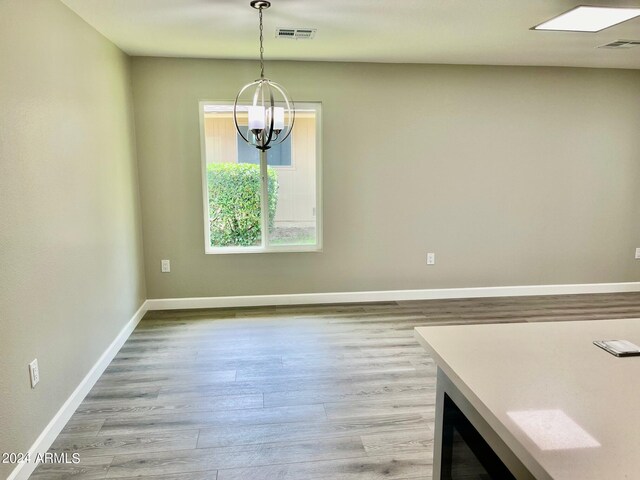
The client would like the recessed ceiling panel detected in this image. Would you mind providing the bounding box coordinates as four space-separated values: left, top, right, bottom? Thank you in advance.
533 6 640 33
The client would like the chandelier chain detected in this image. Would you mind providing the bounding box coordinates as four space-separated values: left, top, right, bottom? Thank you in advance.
258 6 265 78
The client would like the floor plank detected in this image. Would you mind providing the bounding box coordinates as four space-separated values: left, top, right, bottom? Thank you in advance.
263 383 435 408
97 404 327 436
106 436 366 478
29 455 113 480
49 431 199 457
361 428 434 456
108 474 217 480
74 394 263 418
216 453 433 480
196 414 430 449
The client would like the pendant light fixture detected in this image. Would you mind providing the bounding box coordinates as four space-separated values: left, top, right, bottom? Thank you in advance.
234 0 295 152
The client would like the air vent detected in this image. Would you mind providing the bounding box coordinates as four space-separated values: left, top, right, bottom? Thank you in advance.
276 28 316 40
598 39 640 49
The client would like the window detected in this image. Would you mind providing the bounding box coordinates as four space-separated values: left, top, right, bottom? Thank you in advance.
199 101 322 254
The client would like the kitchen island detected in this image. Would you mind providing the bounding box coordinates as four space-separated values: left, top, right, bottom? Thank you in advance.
415 319 640 480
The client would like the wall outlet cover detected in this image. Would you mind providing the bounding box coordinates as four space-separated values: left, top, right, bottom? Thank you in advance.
29 359 40 388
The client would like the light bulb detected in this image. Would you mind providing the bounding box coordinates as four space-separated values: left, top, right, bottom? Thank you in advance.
248 106 265 130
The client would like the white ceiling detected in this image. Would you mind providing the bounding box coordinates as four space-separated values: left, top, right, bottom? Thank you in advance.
61 0 640 69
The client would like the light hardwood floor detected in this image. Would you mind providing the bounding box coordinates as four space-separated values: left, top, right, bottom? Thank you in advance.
31 292 640 479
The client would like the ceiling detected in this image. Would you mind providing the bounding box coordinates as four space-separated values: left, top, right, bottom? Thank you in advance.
61 0 640 69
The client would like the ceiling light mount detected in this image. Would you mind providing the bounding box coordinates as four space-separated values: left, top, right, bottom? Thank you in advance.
250 1 271 10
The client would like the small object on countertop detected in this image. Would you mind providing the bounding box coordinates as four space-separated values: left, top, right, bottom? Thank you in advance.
593 339 640 357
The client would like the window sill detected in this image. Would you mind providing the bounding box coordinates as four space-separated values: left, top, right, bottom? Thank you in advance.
205 245 322 255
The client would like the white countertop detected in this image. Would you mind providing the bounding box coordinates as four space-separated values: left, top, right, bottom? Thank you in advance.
415 319 640 480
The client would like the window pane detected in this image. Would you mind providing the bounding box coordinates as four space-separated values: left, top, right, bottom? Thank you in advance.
204 111 263 247
237 134 292 167
268 112 317 246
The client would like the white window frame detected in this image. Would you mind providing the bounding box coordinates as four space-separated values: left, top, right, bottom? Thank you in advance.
199 100 323 255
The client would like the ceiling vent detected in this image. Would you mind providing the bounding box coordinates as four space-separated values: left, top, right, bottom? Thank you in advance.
598 40 640 49
276 28 316 40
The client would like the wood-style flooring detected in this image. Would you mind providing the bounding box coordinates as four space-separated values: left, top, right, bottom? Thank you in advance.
31 292 640 479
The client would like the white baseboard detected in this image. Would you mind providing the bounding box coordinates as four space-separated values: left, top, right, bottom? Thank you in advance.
146 282 640 310
7 301 149 480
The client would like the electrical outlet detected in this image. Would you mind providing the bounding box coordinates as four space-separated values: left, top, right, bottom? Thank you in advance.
29 359 40 388
161 259 171 273
427 252 436 265
636 248 640 260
